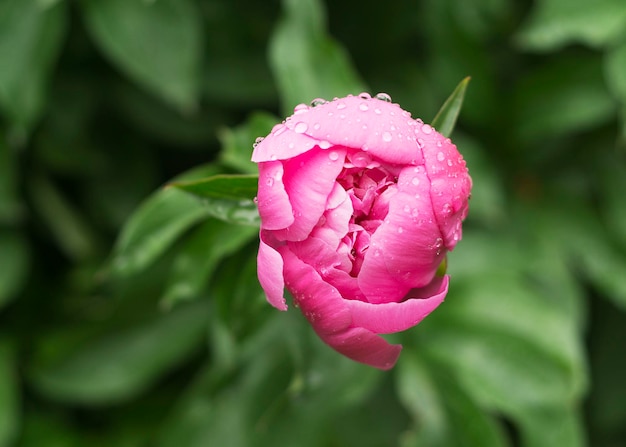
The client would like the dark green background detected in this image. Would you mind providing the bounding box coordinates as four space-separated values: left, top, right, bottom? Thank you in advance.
1 0 626 445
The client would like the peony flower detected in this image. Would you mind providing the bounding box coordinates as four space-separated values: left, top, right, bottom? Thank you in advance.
252 93 472 370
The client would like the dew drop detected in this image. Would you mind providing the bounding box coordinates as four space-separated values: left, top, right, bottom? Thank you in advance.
437 152 445 162
294 121 308 133
422 124 433 134
447 159 453 167
359 103 369 111
272 124 286 136
417 138 425 148
266 177 274 187
270 154 277 160
293 103 309 114
253 136 264 148
358 92 372 99
311 98 327 107
442 203 452 216
328 151 339 161
375 92 392 102
319 140 332 149
398 227 404 234
411 177 420 186
313 122 321 130
403 204 411 213
382 132 392 142
337 102 347 110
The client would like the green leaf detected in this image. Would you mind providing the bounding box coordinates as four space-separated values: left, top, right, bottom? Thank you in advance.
110 165 219 277
0 339 18 446
605 40 626 109
396 353 507 447
419 273 586 415
269 0 367 114
512 53 616 141
516 406 585 447
431 77 470 138
0 229 30 309
516 0 626 50
29 299 210 405
0 0 67 137
161 219 258 309
171 174 258 201
81 0 202 111
218 112 279 175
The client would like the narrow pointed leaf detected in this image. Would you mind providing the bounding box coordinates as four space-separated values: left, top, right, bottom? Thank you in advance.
431 77 470 137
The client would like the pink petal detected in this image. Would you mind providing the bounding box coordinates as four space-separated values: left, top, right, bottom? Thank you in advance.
323 327 402 370
421 129 472 250
273 147 347 241
346 275 448 333
257 231 287 310
283 96 425 165
280 246 401 370
251 123 320 162
358 166 444 304
257 161 294 230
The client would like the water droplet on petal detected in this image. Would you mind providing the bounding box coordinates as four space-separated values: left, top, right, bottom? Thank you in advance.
311 98 327 107
253 136 264 148
293 103 309 114
382 132 392 142
447 159 453 167
422 124 433 134
417 138 425 148
337 102 347 110
358 92 371 99
375 92 392 102
270 154 277 160
374 108 382 115
313 122 321 130
411 177 420 186
294 122 308 133
328 151 339 161
403 205 411 213
398 227 404 234
266 177 274 187
437 152 445 162
359 103 369 111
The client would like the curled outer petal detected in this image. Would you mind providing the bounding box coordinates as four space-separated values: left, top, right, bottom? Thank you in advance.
280 246 401 370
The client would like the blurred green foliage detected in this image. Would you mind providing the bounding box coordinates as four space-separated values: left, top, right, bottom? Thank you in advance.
1 0 626 446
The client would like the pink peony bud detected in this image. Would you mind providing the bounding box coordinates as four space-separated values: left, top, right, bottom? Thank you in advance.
253 93 472 370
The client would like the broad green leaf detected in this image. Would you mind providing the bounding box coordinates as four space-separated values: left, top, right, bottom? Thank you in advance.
110 164 220 277
397 353 507 447
516 0 626 50
0 340 18 446
0 230 29 309
516 406 585 447
0 0 67 137
512 53 615 141
419 273 586 414
218 112 279 174
161 219 258 308
29 299 210 405
269 0 367 114
81 0 202 111
431 77 470 137
605 40 626 106
171 174 258 201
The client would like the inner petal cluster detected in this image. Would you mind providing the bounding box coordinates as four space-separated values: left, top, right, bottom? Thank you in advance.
335 151 401 278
